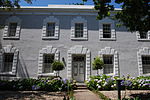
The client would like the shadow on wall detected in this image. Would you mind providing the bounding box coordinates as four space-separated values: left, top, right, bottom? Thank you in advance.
18 54 29 78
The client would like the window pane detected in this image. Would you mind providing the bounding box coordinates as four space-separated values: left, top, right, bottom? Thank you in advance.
43 54 54 73
73 55 85 62
9 23 17 37
103 55 113 74
103 24 111 38
46 23 55 37
75 23 83 38
140 32 147 39
142 56 150 74
3 53 14 72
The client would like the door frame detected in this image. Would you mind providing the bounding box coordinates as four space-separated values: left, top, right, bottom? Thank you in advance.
72 54 86 82
67 45 91 81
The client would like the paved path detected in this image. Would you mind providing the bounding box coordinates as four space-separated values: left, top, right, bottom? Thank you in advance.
74 89 101 100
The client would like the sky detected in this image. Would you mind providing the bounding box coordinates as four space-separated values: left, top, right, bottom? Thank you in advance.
19 0 121 8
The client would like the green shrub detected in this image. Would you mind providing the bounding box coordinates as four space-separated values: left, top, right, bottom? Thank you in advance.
0 77 76 92
52 60 64 76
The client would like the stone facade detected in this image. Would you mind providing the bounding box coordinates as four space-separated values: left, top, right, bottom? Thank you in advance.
0 5 150 80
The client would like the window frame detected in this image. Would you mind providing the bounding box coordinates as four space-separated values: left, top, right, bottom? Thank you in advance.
75 23 84 38
71 16 88 41
98 47 119 76
3 16 21 40
141 55 150 74
42 16 59 40
137 47 150 76
103 55 114 75
38 46 60 77
99 18 116 41
42 54 54 73
136 31 150 41
0 45 19 76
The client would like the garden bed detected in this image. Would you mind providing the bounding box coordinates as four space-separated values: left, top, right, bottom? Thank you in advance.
100 90 150 100
0 91 66 100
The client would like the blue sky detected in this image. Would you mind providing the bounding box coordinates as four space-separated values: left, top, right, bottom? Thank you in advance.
20 0 121 8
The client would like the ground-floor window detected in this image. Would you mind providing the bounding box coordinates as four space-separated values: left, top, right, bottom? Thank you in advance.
43 54 54 73
142 55 150 74
3 53 14 72
103 55 113 74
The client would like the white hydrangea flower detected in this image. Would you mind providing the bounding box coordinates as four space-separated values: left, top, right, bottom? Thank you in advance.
98 85 101 89
97 80 102 83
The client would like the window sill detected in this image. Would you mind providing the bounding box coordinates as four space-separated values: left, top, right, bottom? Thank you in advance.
100 38 116 41
3 37 20 40
104 73 115 76
137 39 150 42
38 73 56 77
140 73 150 76
42 37 58 40
0 72 16 76
71 38 88 41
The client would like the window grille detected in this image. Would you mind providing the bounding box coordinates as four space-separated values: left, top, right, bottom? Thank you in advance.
43 54 54 73
75 23 83 38
9 23 17 37
140 32 148 39
142 56 150 74
3 53 14 72
103 55 113 74
103 24 111 38
73 55 85 62
46 23 55 37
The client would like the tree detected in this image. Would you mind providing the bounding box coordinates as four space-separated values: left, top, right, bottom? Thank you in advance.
0 0 32 8
83 0 150 35
52 60 64 77
92 56 104 75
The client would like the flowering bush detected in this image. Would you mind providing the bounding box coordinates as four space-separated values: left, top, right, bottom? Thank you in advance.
0 77 77 91
86 74 150 90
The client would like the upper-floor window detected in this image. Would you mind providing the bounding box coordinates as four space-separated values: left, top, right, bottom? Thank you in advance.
136 31 150 41
99 18 116 41
142 56 150 74
42 16 59 40
103 55 113 74
103 24 111 38
3 16 21 40
9 23 17 37
43 54 54 73
75 23 84 38
3 53 14 72
140 32 148 39
71 16 88 40
0 45 19 76
46 23 55 37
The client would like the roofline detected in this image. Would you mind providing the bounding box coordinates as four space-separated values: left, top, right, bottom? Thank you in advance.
20 5 122 10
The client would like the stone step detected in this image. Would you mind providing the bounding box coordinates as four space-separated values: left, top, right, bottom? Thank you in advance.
76 83 87 89
77 86 88 89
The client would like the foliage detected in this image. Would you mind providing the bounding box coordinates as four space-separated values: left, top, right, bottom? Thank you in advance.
86 74 150 91
0 0 32 8
83 0 150 35
92 56 104 70
52 60 64 71
0 77 77 91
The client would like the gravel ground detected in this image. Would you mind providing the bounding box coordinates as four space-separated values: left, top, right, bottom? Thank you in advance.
0 91 66 100
100 90 150 100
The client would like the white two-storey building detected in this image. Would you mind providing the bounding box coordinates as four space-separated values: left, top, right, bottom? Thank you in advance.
0 5 150 82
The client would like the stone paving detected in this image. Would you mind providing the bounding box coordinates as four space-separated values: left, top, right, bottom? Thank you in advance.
74 89 100 100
